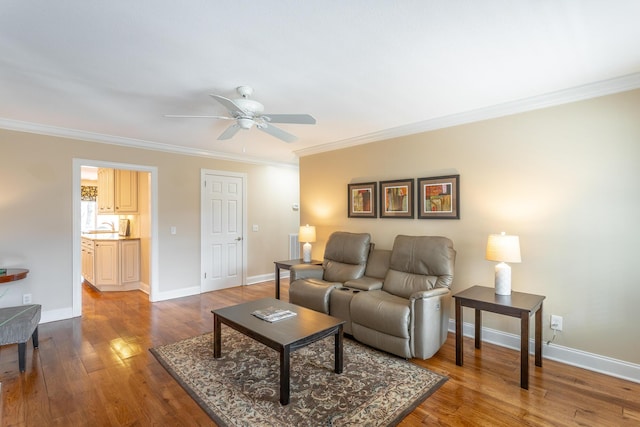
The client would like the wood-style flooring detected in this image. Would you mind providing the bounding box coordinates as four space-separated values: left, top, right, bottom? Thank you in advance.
1 280 639 426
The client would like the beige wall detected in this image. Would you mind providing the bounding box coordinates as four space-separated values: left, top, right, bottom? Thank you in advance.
299 89 640 365
0 129 299 315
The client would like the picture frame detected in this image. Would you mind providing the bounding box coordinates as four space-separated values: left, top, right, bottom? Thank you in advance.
417 174 460 219
379 179 414 218
347 182 377 218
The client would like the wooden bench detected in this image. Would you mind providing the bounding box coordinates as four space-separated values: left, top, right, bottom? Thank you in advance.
0 305 41 372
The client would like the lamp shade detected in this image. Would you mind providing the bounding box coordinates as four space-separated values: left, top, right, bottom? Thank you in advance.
486 232 521 263
299 225 316 243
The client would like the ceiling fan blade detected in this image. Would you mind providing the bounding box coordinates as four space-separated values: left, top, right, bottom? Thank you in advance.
264 114 316 124
218 123 241 140
258 123 297 143
210 94 246 116
164 114 234 120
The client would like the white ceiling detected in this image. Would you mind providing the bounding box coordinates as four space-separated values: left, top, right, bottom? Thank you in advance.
2 1 640 165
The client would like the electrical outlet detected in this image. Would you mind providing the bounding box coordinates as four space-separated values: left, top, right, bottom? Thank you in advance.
23 294 32 304
550 314 563 331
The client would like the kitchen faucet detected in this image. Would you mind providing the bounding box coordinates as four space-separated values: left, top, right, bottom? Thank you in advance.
100 221 115 232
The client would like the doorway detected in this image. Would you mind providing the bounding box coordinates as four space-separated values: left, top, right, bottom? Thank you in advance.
201 169 247 292
72 159 158 317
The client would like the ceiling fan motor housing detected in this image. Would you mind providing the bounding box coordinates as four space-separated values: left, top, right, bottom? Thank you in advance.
237 118 254 129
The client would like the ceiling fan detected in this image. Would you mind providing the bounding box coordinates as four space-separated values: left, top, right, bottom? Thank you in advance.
165 86 316 143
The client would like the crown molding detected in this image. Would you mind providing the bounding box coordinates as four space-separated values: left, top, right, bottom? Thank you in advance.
0 118 299 169
296 72 640 158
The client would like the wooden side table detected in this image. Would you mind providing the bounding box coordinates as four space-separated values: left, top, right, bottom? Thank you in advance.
273 259 322 299
0 269 29 284
453 285 545 389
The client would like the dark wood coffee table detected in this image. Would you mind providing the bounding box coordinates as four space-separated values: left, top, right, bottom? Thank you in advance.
211 298 345 405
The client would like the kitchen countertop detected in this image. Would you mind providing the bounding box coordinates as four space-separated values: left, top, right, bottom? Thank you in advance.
81 233 140 241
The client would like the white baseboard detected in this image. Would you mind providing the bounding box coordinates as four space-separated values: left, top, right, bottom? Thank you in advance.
41 307 75 323
152 285 201 302
247 273 277 285
449 319 640 384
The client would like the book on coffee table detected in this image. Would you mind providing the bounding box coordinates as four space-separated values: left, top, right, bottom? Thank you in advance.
251 306 297 322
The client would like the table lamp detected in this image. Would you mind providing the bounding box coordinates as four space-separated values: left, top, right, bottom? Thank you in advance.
299 224 316 263
486 232 521 295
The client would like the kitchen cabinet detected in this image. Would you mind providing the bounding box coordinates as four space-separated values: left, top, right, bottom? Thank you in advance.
120 240 140 284
114 169 138 213
97 168 138 214
97 168 115 213
81 238 95 284
95 240 119 286
82 236 140 291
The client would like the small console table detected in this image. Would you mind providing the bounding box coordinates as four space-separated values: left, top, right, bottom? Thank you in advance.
0 269 29 284
273 259 322 299
453 285 545 389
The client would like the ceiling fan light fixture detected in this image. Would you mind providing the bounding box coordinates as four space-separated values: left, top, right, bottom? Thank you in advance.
237 118 254 129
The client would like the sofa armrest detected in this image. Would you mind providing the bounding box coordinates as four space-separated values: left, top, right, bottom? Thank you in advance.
290 264 324 281
344 276 384 291
410 288 452 359
410 287 450 301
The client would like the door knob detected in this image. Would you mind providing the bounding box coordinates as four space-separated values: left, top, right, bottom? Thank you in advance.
236 237 242 241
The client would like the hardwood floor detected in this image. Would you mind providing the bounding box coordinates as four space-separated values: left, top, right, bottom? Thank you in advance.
1 280 639 426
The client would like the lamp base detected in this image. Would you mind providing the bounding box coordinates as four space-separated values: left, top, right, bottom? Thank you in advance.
302 242 312 263
494 262 512 295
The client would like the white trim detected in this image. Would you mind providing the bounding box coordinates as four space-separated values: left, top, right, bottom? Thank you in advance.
72 159 159 314
247 273 274 285
152 286 201 302
449 319 640 384
296 72 640 158
0 118 298 168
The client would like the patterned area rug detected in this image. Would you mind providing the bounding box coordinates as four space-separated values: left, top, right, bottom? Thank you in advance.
150 328 447 426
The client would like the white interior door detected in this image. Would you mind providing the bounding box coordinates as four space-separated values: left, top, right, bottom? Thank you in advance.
201 171 245 292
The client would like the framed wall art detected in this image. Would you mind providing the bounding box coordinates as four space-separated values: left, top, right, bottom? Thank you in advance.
379 179 414 218
348 182 377 218
417 174 460 219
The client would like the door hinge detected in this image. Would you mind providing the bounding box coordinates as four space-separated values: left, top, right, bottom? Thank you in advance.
204 272 207 279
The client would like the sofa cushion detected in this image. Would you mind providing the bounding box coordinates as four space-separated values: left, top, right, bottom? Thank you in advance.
363 249 391 279
383 270 440 300
350 290 410 338
289 278 342 314
322 232 371 282
383 235 455 298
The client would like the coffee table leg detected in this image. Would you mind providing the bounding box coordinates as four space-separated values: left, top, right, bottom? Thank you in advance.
213 314 221 358
335 326 343 374
280 346 290 405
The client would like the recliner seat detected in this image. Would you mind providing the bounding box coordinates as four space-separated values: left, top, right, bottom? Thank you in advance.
289 231 372 314
350 235 456 359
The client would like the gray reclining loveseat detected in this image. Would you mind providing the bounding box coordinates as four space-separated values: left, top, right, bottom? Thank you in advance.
289 232 456 359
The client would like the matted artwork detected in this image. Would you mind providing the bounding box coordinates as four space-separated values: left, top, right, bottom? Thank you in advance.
380 179 414 218
417 174 460 219
348 182 377 218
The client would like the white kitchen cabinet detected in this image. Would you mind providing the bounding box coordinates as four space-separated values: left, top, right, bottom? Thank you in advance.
97 168 138 214
81 238 95 284
120 239 140 284
114 169 138 213
82 237 140 291
95 240 119 286
97 168 115 213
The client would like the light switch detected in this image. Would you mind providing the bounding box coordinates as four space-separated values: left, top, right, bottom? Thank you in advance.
252 224 259 232
171 226 177 235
